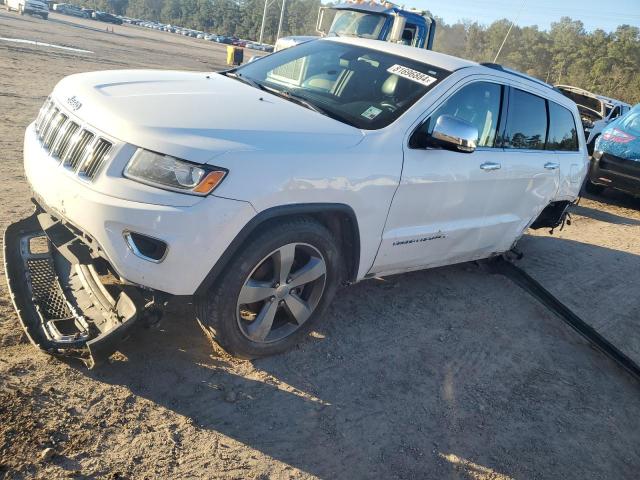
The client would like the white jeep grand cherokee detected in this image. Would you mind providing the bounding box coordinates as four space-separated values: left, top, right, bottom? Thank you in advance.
5 37 588 366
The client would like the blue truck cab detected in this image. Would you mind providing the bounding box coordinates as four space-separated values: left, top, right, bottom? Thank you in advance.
274 1 436 51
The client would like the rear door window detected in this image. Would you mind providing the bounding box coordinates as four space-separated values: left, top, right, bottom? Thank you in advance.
546 102 579 151
504 88 547 150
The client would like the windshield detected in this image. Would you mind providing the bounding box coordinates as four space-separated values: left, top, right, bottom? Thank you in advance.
232 40 450 130
329 11 387 39
619 105 640 136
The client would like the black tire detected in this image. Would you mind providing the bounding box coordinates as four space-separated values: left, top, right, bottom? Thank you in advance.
41 13 48 19
587 135 600 156
196 216 342 359
584 179 605 195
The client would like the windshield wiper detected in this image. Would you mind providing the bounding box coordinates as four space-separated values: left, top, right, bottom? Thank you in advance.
222 72 352 125
261 85 328 116
220 71 266 91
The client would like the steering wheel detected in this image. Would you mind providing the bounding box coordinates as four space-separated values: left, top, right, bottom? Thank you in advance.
380 101 397 112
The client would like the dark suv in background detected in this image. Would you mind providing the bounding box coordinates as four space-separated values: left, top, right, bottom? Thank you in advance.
92 11 122 24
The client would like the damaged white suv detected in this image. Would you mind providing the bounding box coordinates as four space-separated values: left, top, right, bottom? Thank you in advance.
5 37 588 366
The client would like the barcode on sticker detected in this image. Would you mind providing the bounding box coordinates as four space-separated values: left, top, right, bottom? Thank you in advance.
387 65 437 87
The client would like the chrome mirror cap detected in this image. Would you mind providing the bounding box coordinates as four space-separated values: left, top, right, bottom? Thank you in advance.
431 114 479 153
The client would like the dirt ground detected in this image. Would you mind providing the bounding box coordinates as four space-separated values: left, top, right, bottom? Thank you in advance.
1 10 640 480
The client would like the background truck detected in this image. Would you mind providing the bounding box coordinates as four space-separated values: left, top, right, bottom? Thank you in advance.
5 0 48 19
274 1 436 51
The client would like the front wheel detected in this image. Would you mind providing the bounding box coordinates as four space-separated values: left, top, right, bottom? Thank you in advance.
41 13 48 19
196 217 342 359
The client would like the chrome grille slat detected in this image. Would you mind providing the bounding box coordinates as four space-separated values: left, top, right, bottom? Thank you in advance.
60 128 83 165
52 121 79 159
39 107 59 141
35 99 52 132
34 98 114 181
79 139 112 180
43 113 67 150
63 130 95 170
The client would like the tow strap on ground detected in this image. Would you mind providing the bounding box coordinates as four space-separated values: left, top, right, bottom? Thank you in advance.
489 256 640 383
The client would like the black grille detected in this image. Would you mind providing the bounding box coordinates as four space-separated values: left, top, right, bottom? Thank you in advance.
27 257 73 320
79 138 112 180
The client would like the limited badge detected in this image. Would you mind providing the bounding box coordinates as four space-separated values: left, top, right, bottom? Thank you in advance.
361 106 382 120
387 65 437 87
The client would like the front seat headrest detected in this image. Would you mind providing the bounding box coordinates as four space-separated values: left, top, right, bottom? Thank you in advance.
382 75 399 96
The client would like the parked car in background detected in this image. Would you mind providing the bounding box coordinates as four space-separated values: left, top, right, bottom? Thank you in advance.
7 38 588 365
54 3 89 18
92 11 122 24
120 17 140 24
586 104 640 197
244 42 274 52
556 85 631 154
216 35 234 44
5 0 48 19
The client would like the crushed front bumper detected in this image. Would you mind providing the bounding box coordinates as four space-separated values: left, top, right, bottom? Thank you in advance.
4 205 155 368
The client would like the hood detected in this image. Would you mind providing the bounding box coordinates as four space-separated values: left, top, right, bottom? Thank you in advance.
555 85 605 119
51 70 364 165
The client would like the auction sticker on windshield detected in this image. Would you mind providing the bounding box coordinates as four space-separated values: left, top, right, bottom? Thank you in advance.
361 106 382 120
387 65 437 87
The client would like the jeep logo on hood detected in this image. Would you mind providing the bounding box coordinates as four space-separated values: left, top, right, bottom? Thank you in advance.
66 95 82 111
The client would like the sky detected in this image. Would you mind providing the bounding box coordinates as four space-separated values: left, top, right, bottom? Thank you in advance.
409 0 640 32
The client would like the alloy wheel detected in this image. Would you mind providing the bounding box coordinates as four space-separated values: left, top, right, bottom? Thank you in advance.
236 242 327 344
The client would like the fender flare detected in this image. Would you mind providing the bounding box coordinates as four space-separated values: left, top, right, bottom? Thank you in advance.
194 203 360 296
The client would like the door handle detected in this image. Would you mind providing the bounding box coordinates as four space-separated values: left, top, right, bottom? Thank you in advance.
480 162 501 171
544 162 560 170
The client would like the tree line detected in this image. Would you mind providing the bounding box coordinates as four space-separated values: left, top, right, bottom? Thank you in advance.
75 0 640 104
433 17 640 105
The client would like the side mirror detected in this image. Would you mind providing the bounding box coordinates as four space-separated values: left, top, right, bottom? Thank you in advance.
431 115 478 153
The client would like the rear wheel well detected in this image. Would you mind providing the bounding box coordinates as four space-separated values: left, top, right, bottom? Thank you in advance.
530 200 572 230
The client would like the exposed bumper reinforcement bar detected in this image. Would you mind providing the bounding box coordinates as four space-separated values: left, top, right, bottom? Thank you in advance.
4 208 151 368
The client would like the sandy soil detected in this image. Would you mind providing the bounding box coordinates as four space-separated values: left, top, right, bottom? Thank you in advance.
1 10 640 480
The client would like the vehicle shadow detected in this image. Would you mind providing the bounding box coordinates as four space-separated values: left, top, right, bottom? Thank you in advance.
581 189 640 211
570 204 640 226
80 235 640 479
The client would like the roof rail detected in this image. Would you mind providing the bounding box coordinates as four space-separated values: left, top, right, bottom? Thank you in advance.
480 62 554 90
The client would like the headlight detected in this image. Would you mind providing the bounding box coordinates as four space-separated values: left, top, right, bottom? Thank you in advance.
124 149 227 195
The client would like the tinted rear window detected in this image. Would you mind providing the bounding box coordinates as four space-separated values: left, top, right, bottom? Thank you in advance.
504 88 547 150
547 102 579 151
